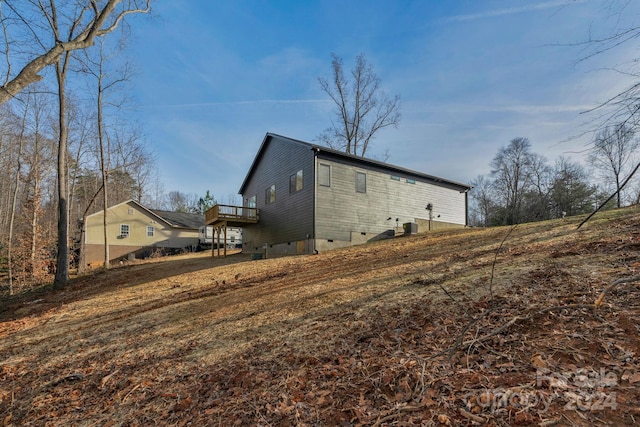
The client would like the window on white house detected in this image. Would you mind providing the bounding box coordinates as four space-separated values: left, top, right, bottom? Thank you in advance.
356 172 367 193
319 163 331 187
406 178 416 184
147 226 154 237
265 184 276 204
120 224 130 238
290 169 303 193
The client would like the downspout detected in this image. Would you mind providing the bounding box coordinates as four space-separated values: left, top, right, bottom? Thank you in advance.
464 188 470 227
312 148 318 254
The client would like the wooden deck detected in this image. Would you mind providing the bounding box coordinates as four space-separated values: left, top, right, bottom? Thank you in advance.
205 204 258 227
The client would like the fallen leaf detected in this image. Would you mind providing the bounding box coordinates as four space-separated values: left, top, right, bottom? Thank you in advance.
437 413 451 425
628 372 640 384
531 354 548 369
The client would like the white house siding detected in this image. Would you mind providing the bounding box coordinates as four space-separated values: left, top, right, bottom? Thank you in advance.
315 155 467 249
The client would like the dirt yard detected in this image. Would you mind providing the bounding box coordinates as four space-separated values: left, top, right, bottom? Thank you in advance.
1 208 639 426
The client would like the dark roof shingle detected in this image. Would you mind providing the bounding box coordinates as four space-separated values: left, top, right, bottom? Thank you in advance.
150 209 204 229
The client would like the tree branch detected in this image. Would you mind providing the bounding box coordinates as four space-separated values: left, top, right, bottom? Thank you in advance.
0 0 151 105
577 160 640 229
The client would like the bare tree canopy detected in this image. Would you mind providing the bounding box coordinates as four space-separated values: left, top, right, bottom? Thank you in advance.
563 0 640 226
470 140 596 227
490 137 534 225
589 124 639 208
317 53 400 158
0 0 151 105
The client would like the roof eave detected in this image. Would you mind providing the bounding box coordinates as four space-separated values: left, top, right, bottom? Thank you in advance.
238 132 472 195
311 146 472 191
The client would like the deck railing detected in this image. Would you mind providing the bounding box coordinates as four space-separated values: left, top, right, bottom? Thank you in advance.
205 204 258 225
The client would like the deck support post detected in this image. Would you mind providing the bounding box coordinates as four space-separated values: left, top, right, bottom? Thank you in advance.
223 221 228 258
204 205 259 258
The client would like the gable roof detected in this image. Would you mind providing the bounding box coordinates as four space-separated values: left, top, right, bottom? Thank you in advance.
149 209 204 229
238 132 472 194
86 199 203 230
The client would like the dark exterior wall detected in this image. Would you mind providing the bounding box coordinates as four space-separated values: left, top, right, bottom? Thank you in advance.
241 136 315 251
315 153 468 243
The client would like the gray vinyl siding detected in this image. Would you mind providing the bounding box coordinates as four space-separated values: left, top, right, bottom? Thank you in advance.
316 156 467 241
241 136 315 249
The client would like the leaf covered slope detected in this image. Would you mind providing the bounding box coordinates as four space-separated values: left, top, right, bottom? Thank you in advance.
1 208 639 426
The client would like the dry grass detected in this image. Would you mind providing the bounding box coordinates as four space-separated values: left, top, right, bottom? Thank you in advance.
1 207 639 426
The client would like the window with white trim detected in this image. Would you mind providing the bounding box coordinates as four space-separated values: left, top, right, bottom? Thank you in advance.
120 224 130 238
146 226 154 237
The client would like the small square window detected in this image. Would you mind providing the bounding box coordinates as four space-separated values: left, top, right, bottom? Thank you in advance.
146 226 154 237
406 178 416 184
390 175 401 181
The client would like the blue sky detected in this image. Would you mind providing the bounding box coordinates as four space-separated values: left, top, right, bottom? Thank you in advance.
126 0 640 202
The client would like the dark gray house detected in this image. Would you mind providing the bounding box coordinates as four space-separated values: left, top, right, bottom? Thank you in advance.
216 133 471 257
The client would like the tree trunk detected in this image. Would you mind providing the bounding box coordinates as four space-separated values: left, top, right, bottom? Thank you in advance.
98 84 109 268
28 125 42 283
7 146 22 296
7 105 28 295
53 56 70 289
78 183 103 274
78 212 87 274
30 167 40 283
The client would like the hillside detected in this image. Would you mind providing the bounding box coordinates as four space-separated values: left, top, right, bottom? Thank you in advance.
1 208 639 426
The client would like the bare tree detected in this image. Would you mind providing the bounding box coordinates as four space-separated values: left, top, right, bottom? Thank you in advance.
1 1 152 288
109 123 151 202
78 38 133 268
0 0 151 105
521 153 553 222
469 174 496 227
563 1 640 226
589 124 639 208
166 191 200 213
22 86 55 285
7 94 28 295
490 137 534 225
53 42 72 289
0 104 18 237
317 53 400 158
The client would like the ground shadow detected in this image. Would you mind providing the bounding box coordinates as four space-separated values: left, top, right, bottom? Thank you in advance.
0 252 254 323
